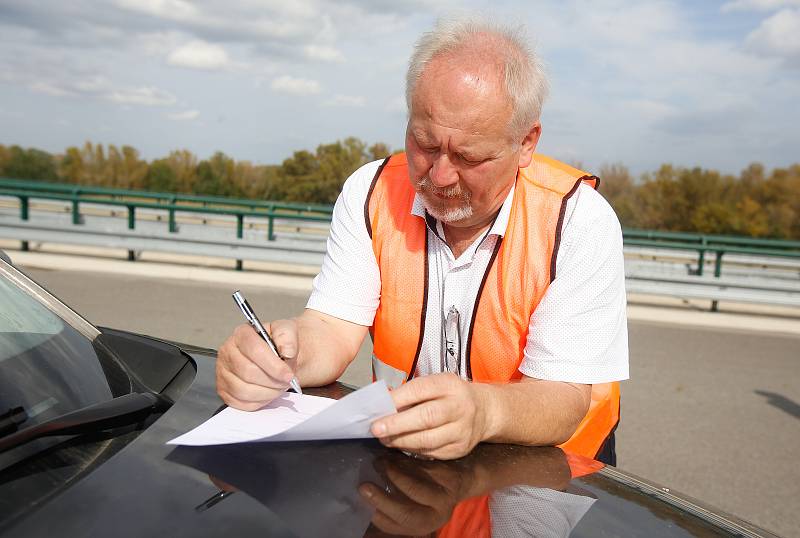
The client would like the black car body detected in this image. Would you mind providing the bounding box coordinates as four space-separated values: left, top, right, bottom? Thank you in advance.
0 253 781 537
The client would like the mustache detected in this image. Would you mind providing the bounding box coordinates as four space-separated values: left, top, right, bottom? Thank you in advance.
415 176 470 201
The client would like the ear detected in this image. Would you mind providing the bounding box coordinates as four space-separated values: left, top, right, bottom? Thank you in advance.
517 122 542 168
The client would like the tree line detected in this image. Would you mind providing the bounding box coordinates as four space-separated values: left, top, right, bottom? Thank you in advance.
0 141 797 239
0 139 391 204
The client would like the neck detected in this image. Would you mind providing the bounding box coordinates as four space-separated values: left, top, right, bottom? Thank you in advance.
443 220 493 259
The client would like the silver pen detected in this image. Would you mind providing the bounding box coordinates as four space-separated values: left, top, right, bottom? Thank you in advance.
232 290 303 395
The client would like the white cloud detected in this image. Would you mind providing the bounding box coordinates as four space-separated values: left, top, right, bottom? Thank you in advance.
271 75 321 95
745 9 800 62
168 40 231 70
25 72 178 107
304 45 345 63
29 82 73 97
114 0 199 21
721 0 800 12
167 109 200 121
106 86 177 106
324 94 365 107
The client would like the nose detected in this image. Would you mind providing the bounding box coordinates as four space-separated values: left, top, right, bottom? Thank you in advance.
429 153 459 188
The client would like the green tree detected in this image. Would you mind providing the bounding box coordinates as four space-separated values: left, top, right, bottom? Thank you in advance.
59 146 85 184
145 159 178 192
368 142 392 161
194 151 240 196
598 163 636 227
1 145 58 180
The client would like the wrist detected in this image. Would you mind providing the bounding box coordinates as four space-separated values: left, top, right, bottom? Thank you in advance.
473 382 501 442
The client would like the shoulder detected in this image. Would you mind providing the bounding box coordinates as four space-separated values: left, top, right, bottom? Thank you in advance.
338 159 385 206
564 183 622 236
553 183 623 270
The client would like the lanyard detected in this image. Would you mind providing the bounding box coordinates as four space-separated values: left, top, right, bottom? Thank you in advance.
432 217 494 377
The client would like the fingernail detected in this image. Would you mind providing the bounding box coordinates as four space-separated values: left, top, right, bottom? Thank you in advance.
373 423 386 436
359 485 373 499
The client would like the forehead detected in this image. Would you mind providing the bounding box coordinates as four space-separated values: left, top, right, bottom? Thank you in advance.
409 54 513 143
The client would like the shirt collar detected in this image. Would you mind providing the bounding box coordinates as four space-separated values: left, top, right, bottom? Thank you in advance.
411 180 516 238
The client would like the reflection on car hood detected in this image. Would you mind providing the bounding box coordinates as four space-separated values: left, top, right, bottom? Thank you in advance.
4 352 778 538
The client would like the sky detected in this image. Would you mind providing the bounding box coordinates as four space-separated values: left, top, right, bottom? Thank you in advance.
0 0 798 176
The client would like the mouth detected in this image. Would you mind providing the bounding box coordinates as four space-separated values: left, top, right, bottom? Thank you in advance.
430 191 455 200
417 181 463 201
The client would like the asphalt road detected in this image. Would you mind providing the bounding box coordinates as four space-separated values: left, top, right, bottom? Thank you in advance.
24 267 800 538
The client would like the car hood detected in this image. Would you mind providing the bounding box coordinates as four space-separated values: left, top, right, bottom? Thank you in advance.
4 352 778 538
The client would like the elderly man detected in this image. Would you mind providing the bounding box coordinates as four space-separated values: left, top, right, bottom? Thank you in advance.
217 18 628 461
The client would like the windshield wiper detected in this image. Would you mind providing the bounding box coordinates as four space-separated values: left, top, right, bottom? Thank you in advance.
0 393 166 454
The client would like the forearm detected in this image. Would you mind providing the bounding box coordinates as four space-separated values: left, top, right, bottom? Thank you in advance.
293 309 367 387
476 379 591 447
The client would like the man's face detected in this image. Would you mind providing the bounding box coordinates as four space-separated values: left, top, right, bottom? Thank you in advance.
405 55 540 230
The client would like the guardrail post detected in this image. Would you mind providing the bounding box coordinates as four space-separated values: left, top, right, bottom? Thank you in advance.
236 214 244 271
19 195 29 251
168 196 178 233
71 199 82 225
697 237 707 276
710 251 724 312
127 205 136 261
268 216 275 241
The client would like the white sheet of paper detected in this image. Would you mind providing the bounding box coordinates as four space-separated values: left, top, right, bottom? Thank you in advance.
167 380 396 446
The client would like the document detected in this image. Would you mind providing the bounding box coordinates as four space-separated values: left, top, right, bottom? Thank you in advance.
167 380 396 446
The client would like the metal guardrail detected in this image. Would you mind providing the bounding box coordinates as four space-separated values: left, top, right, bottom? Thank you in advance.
0 187 330 269
1 180 799 311
0 178 334 216
622 229 800 310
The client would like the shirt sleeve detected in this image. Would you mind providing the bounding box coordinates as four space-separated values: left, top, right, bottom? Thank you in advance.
305 160 382 326
519 184 630 384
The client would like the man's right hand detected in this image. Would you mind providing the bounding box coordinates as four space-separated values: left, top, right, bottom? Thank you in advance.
216 320 300 411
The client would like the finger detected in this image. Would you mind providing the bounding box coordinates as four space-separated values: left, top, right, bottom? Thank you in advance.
217 389 265 412
389 373 459 410
383 465 451 507
267 319 299 360
413 442 467 461
232 324 296 384
224 334 293 387
380 422 463 456
359 483 432 533
372 399 457 438
369 510 418 537
217 369 284 410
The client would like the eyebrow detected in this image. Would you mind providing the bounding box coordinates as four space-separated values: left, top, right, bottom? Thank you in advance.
412 129 482 153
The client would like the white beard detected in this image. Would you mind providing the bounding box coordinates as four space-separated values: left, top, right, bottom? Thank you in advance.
415 176 473 223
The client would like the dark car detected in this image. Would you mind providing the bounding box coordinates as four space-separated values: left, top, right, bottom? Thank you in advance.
0 251 781 537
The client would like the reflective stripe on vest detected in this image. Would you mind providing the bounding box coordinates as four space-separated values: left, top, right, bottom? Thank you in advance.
366 152 619 459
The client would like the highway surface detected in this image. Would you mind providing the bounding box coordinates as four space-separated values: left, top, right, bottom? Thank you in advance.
22 266 800 537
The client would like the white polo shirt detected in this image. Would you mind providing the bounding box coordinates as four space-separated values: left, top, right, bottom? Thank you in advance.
307 159 629 384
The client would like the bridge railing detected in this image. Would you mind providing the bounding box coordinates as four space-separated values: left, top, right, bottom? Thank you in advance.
1 178 799 310
623 229 800 276
0 177 334 216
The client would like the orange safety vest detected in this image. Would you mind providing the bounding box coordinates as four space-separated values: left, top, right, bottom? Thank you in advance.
366 152 620 460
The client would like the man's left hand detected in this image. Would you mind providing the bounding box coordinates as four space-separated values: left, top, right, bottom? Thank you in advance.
370 373 490 460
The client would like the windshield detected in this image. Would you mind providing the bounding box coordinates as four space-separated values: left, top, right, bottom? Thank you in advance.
0 267 124 441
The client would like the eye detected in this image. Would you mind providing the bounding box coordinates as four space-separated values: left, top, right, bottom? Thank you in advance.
457 154 482 166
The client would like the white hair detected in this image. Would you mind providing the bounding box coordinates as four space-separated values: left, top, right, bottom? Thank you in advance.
405 16 549 139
